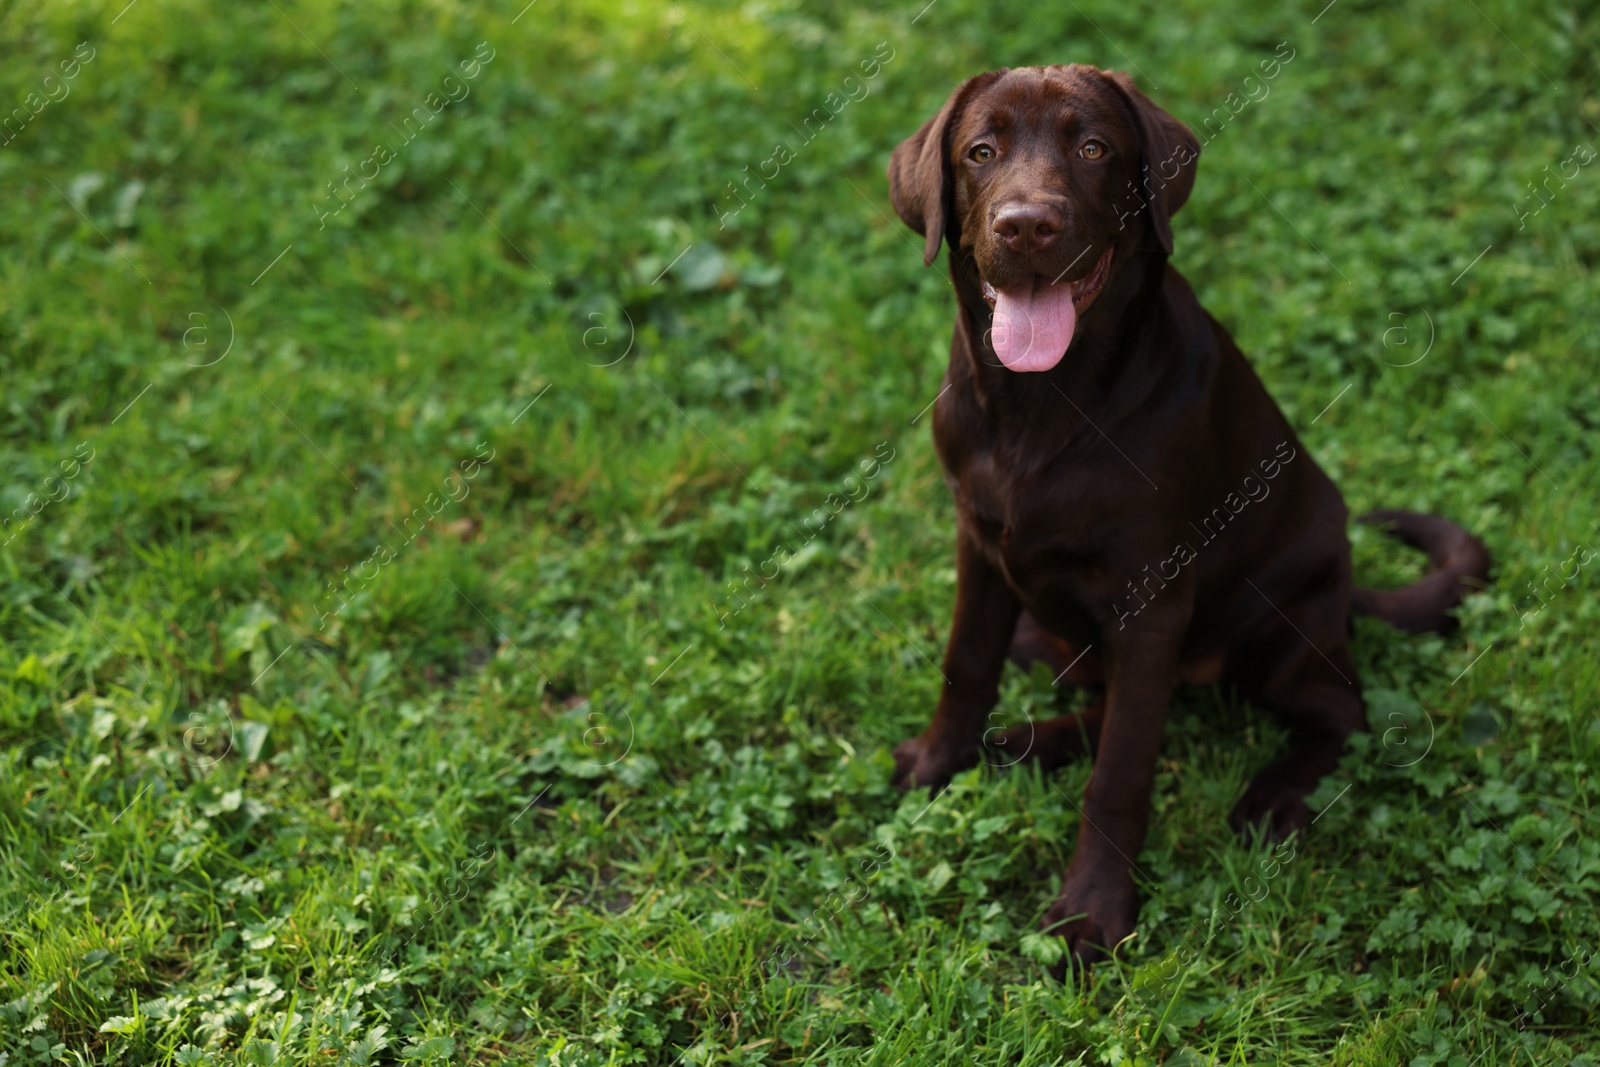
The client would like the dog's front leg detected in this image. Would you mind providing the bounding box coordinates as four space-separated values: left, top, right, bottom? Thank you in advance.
891 531 1020 791
1043 610 1184 970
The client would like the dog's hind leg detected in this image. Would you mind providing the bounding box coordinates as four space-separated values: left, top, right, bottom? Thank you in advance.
1230 640 1366 841
892 533 1022 791
988 696 1105 772
1007 612 1102 684
989 613 1107 771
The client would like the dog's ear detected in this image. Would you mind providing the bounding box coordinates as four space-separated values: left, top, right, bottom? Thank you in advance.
888 72 1002 267
1100 70 1200 256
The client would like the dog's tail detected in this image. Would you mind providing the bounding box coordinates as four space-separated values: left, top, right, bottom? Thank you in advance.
1351 510 1491 634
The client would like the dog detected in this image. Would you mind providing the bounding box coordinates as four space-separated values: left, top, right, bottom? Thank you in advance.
884 65 1490 969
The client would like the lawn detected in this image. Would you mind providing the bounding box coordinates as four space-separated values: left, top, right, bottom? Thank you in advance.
2 0 1598 1063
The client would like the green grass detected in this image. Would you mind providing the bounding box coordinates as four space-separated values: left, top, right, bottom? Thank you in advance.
2 0 1599 1063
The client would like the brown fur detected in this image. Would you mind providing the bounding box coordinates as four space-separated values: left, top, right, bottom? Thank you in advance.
885 65 1491 969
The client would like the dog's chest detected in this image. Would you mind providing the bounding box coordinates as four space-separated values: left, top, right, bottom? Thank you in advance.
947 445 1118 589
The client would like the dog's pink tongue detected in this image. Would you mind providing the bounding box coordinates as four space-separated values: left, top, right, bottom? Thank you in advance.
990 278 1076 372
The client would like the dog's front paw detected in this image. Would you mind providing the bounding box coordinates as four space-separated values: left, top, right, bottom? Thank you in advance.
891 731 977 791
1041 864 1138 975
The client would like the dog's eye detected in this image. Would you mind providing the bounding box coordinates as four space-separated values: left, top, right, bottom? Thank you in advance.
1080 141 1105 160
969 144 995 162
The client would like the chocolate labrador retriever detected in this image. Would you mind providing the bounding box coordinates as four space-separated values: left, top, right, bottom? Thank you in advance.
885 65 1490 968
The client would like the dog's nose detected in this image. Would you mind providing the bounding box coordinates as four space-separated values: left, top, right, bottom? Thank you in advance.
992 203 1063 253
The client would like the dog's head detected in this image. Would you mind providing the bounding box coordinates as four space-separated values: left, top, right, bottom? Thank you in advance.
888 65 1199 372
